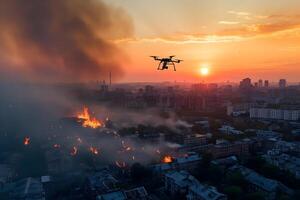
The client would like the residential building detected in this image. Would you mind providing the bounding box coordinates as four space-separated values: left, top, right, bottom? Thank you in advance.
218 125 243 135
165 171 227 200
250 108 300 121
97 187 148 200
256 130 281 139
231 165 293 200
239 78 252 90
152 152 202 173
10 177 45 200
0 164 14 186
212 141 250 159
264 80 269 88
279 79 287 88
263 151 300 179
86 169 118 199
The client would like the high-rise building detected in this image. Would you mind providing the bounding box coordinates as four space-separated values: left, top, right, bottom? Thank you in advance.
239 78 252 90
279 79 287 88
258 79 263 87
264 80 269 88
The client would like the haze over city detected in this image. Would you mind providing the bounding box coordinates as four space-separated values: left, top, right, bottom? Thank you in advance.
0 0 300 83
0 1 299 200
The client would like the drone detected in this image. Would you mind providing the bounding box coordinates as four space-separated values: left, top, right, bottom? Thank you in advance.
150 55 183 71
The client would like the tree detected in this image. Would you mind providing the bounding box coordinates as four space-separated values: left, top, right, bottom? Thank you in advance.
225 172 247 190
201 152 213 167
245 156 265 171
244 192 265 200
223 186 243 200
130 163 152 183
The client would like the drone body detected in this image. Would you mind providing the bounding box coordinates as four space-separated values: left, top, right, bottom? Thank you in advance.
150 56 183 71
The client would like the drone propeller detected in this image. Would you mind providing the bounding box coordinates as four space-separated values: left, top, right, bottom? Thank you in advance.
173 59 183 63
169 55 176 58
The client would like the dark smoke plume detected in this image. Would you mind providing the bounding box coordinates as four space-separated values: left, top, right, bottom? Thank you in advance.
0 0 133 82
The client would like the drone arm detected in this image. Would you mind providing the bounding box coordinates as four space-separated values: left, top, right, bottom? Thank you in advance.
150 56 162 61
171 62 176 71
173 59 183 63
157 61 163 70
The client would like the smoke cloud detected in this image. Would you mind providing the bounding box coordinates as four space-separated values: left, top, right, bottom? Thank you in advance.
0 0 133 82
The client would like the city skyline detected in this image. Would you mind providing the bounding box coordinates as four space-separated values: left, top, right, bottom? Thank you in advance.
0 1 299 199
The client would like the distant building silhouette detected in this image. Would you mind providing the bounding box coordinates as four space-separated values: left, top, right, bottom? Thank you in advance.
279 79 287 88
258 79 263 87
239 78 252 90
264 80 269 88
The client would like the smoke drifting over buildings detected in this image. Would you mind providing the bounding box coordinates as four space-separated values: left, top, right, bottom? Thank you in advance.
0 0 133 82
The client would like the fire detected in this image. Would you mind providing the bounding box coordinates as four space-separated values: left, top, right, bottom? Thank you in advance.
77 106 102 129
162 155 173 163
126 147 131 151
24 137 30 146
89 146 99 155
70 146 78 156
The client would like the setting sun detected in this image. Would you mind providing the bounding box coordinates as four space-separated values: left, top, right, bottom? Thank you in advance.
199 64 210 76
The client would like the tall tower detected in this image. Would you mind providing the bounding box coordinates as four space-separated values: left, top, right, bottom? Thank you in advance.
264 80 269 88
258 79 263 87
279 79 286 88
109 71 112 86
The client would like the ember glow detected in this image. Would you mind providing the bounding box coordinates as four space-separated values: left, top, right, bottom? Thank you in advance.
162 155 173 163
70 146 78 156
24 137 30 146
77 106 103 129
89 147 99 155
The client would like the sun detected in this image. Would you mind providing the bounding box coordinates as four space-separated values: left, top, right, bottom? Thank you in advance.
199 64 210 76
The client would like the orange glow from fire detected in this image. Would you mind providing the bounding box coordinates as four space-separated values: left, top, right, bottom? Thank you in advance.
24 137 30 146
162 155 173 163
70 146 78 156
89 147 99 155
77 106 102 129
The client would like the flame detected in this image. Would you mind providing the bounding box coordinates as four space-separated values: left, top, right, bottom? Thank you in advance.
24 137 30 146
77 106 102 129
89 146 99 155
162 155 173 163
70 146 78 156
125 147 132 151
115 161 126 168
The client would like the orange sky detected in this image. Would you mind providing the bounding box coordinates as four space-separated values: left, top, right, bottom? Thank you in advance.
105 0 300 83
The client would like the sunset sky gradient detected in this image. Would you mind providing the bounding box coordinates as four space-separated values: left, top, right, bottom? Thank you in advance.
105 0 300 83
